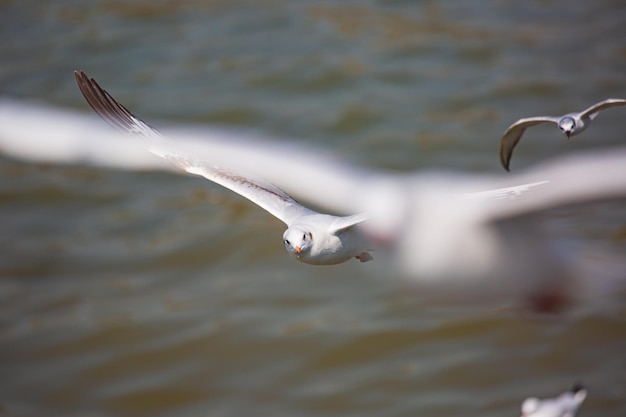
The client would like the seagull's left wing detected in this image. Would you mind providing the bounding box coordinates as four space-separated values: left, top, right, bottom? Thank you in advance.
579 97 626 119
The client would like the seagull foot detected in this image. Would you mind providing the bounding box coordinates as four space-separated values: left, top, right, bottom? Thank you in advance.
356 252 373 263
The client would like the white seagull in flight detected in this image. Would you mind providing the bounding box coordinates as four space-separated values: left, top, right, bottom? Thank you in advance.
500 98 626 171
74 70 373 265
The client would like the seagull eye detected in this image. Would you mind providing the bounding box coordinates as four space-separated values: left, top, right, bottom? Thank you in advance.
284 239 290 245
302 233 307 240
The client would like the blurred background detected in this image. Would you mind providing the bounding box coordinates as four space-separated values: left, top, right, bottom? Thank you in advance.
1 1 626 416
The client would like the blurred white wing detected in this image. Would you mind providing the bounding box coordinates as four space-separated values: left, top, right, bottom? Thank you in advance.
1 97 625 312
0 98 170 170
486 149 626 221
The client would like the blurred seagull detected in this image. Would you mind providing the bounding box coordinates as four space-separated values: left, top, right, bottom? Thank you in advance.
520 383 587 417
1 74 625 313
500 98 626 171
73 70 373 265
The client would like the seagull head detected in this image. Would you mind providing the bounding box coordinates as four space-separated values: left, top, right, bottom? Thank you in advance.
283 227 313 261
558 116 576 138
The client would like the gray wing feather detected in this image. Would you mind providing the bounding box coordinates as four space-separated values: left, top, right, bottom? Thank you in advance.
499 116 560 171
74 70 312 225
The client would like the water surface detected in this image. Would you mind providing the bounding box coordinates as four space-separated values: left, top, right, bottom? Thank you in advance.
1 1 626 416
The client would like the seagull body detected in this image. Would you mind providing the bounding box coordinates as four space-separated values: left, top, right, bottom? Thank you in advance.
73 70 373 265
500 98 626 171
520 383 587 417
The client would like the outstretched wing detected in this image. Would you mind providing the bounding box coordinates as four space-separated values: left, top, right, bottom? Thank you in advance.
499 116 560 171
579 98 626 120
74 70 313 225
487 147 626 222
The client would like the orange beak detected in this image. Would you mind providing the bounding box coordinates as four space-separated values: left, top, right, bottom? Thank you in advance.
294 246 302 255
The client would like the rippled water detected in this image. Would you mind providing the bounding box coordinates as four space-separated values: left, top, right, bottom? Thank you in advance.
1 1 626 416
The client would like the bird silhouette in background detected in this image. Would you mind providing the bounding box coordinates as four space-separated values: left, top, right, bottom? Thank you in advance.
500 98 626 171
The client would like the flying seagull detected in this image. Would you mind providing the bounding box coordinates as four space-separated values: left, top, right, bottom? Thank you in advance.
520 383 587 417
73 70 373 265
499 98 626 171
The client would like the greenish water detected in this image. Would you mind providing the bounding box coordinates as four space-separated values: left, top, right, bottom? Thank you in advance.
1 1 626 416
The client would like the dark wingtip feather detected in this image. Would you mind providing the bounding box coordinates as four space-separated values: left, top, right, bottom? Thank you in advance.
73 69 153 133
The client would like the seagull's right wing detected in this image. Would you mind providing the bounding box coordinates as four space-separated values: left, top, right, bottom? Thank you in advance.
487 146 626 222
74 70 160 138
74 70 314 225
499 116 561 171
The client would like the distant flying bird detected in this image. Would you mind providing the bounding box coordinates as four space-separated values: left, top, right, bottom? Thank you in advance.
520 383 587 417
74 70 373 265
500 98 626 171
